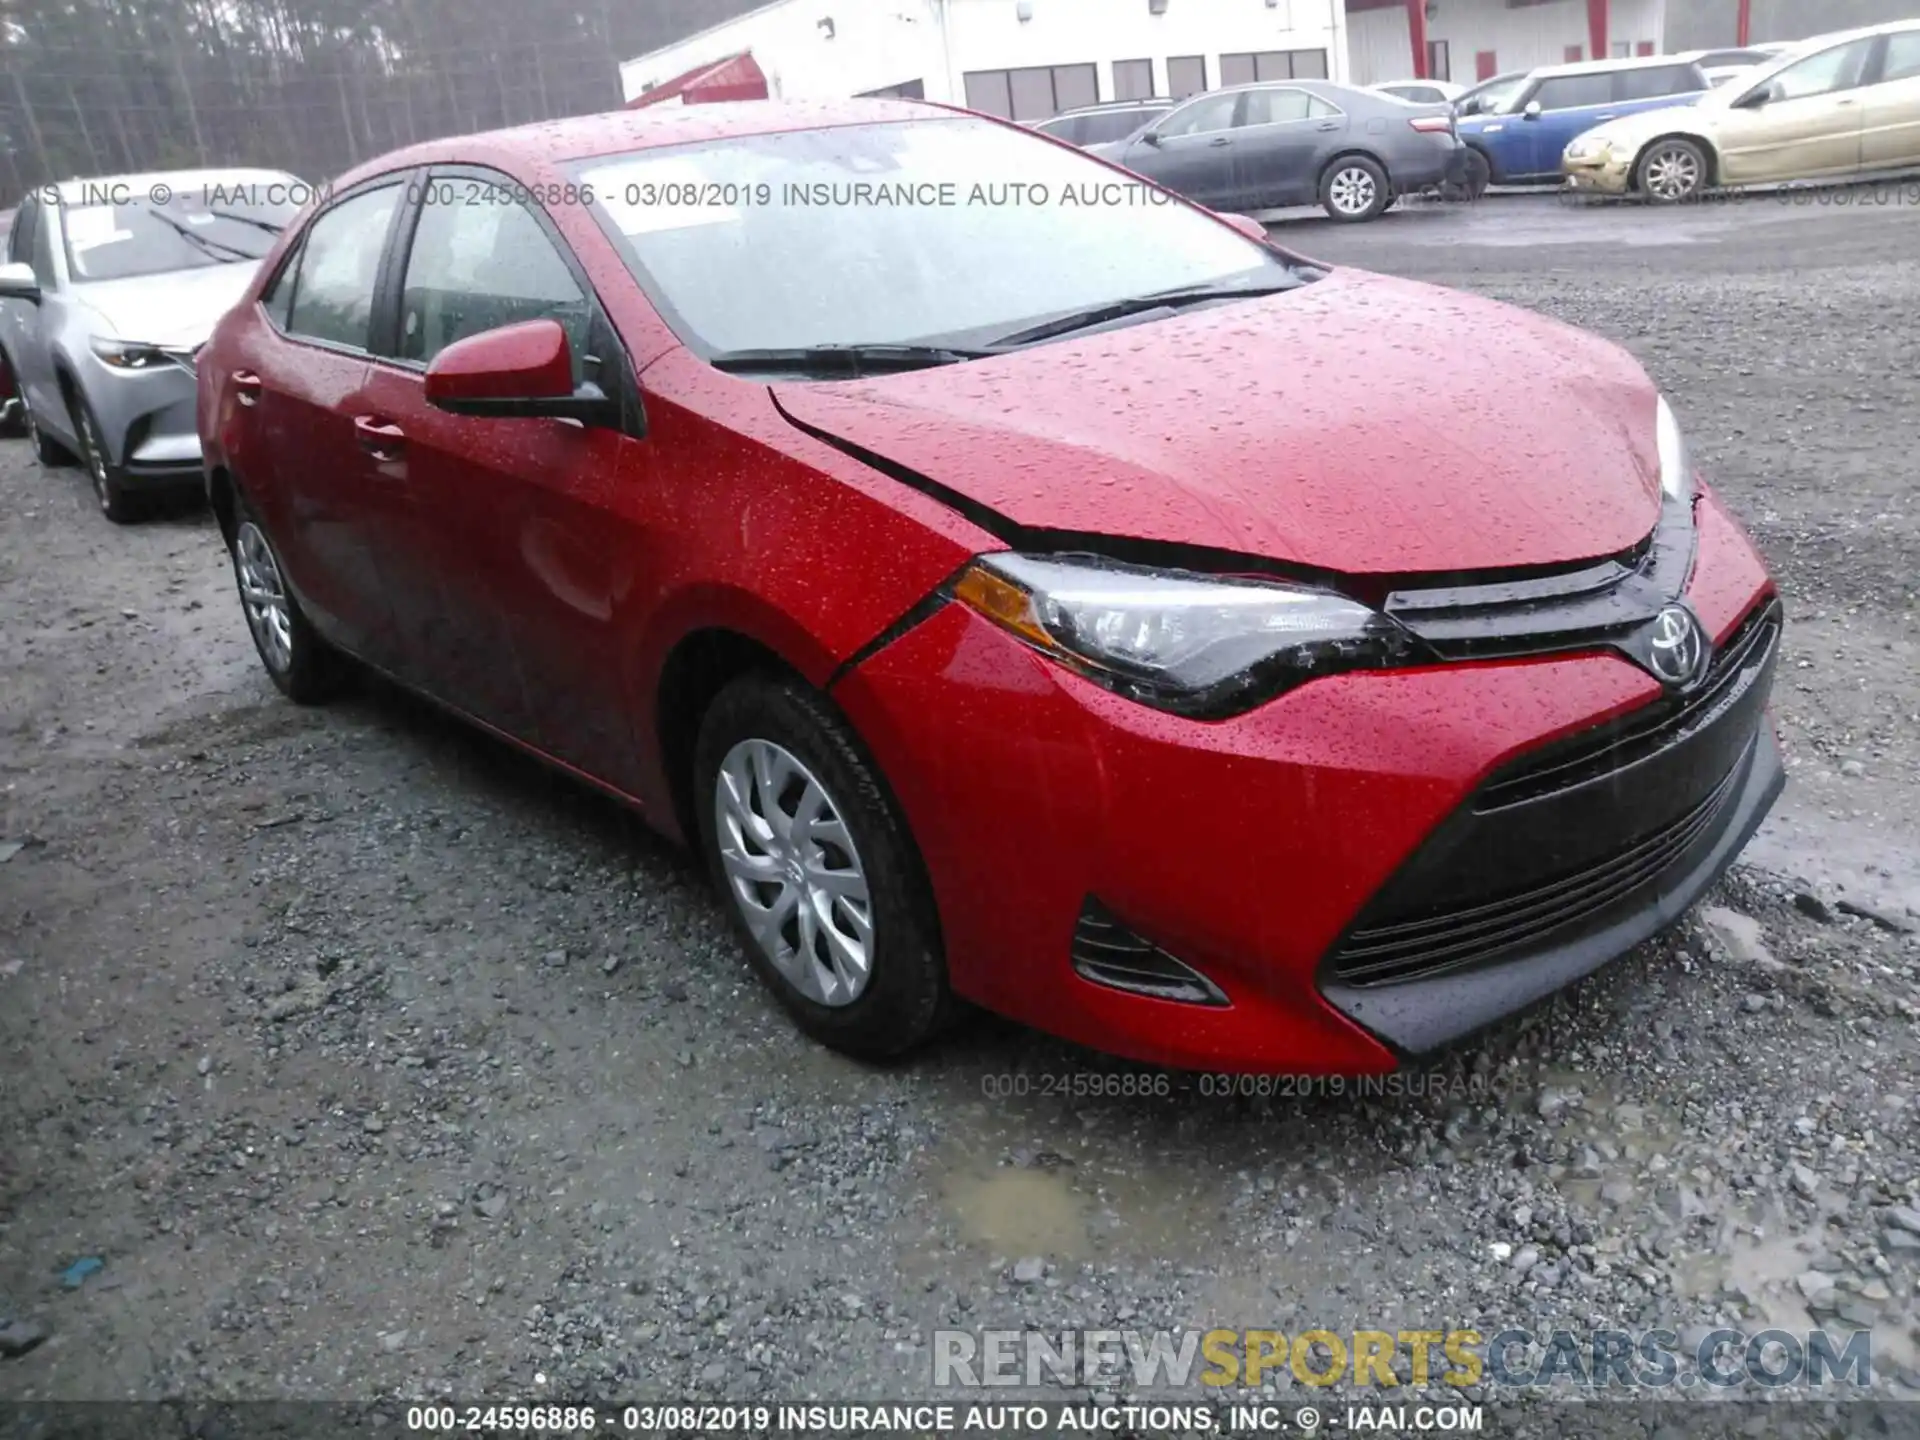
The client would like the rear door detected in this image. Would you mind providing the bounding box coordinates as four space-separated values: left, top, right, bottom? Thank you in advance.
1115 90 1245 207
240 180 408 663
1860 30 1920 169
1235 87 1345 207
359 168 650 781
1717 35 1877 182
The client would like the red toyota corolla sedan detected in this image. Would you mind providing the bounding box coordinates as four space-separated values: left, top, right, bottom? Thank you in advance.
198 99 1784 1074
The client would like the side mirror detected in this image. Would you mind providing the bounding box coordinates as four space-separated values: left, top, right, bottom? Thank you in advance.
1140 128 1164 146
425 319 622 428
1522 100 1543 120
1740 83 1778 108
0 261 41 305
1218 212 1270 243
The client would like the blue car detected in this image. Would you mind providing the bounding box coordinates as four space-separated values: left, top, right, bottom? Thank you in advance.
1458 54 1712 189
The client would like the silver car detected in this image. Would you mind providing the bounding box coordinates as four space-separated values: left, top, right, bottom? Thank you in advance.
0 168 305 522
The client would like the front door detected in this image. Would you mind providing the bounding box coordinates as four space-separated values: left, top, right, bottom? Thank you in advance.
361 171 650 786
1515 72 1618 178
1119 90 1246 209
1717 36 1877 183
1860 30 1920 170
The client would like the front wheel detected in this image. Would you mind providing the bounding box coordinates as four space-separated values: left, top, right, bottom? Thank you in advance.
70 390 142 524
228 490 345 704
1320 157 1391 222
1636 138 1708 204
694 674 952 1061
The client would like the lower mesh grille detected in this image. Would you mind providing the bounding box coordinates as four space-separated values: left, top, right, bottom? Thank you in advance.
1071 899 1229 1006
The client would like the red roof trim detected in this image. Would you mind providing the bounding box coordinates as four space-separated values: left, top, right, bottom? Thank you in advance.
626 51 770 108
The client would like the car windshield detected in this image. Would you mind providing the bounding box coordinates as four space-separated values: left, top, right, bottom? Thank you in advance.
62 185 300 282
574 116 1297 357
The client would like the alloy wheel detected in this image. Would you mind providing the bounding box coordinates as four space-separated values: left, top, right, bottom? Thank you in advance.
1329 166 1378 217
75 406 112 512
713 738 874 1008
1644 145 1702 202
234 521 294 675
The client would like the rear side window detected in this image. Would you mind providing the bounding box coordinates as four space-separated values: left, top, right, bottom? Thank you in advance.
1243 89 1314 125
285 185 401 351
1619 64 1700 99
1532 74 1613 109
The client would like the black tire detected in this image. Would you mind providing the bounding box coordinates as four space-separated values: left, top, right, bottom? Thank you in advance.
694 673 953 1061
1635 138 1709 204
1319 155 1392 222
21 389 73 467
0 352 25 438
1463 148 1492 200
68 388 143 524
227 488 345 704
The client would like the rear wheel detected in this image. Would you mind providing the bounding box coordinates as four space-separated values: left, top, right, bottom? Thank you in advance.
1320 156 1391 222
1636 138 1708 204
228 490 345 703
694 674 952 1061
69 389 142 525
1462 149 1492 200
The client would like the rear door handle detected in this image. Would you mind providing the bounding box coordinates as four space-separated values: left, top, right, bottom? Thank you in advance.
1209 136 1232 146
232 370 262 408
354 415 406 461
1834 96 1859 106
1315 120 1341 130
1595 113 1618 121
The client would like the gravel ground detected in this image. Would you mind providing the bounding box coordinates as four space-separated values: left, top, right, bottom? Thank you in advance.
3 186 1919 1423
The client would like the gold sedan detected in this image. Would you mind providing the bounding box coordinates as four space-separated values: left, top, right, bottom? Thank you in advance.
1563 19 1920 201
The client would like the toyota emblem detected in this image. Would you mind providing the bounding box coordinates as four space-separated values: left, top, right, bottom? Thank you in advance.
1647 604 1708 688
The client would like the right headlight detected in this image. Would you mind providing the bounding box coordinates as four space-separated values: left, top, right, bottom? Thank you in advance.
952 553 1422 718
1564 134 1613 162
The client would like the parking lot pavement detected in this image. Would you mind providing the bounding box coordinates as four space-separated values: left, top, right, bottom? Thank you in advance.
2 190 1918 1409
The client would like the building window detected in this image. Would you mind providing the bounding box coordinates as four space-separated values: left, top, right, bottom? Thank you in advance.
964 62 1099 120
1166 54 1206 97
1218 49 1328 86
1113 58 1155 100
1426 39 1450 81
859 79 925 98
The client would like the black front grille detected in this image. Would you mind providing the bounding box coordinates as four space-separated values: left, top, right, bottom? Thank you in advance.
1481 601 1781 810
1071 899 1228 1006
1324 598 1781 990
1333 758 1744 986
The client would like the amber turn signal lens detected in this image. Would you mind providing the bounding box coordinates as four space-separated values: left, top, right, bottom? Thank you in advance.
953 563 1054 650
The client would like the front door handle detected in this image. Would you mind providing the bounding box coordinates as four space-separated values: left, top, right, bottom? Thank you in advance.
232 370 262 408
1834 96 1859 106
1595 113 1618 121
354 415 406 461
1209 136 1232 146
1315 120 1341 130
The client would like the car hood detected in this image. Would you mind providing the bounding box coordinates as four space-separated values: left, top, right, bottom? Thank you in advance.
771 269 1664 576
73 263 261 346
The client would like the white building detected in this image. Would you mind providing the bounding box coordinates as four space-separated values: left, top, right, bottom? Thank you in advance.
619 0 1356 117
619 0 1697 116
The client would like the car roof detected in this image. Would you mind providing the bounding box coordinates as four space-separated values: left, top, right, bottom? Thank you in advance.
47 167 301 205
331 98 947 188
1527 53 1704 80
1053 99 1172 115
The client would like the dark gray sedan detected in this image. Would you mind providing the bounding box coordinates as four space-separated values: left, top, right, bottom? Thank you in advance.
1087 80 1466 221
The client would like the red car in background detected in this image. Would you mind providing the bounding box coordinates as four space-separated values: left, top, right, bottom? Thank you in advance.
197 99 1783 1074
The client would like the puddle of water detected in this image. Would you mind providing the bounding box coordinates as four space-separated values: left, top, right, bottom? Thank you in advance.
943 1168 1090 1259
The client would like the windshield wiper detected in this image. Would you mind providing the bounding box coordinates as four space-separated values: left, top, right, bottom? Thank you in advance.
708 343 996 376
987 278 1305 350
205 208 285 236
141 206 260 263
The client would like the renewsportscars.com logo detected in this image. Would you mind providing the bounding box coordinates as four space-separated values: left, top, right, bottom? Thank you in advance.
932 1327 1876 1391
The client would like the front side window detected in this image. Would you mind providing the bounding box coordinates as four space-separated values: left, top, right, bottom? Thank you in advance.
1081 108 1168 144
1763 38 1877 101
60 182 298 283
285 185 401 351
1878 31 1920 84
1159 92 1239 137
576 117 1296 359
396 182 593 371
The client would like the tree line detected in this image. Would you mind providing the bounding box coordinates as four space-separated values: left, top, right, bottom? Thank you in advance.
0 0 768 205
